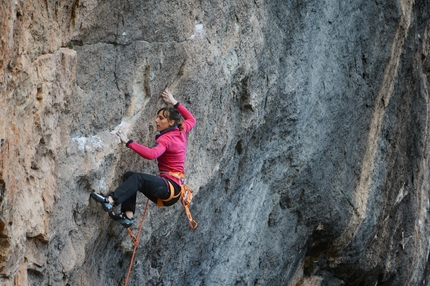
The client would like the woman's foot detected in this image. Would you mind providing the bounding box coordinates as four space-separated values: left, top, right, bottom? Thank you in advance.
90 192 114 212
108 211 134 228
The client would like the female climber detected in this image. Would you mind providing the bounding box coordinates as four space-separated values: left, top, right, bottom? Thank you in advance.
90 89 196 228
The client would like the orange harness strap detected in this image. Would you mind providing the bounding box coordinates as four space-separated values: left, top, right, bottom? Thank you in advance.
157 180 181 207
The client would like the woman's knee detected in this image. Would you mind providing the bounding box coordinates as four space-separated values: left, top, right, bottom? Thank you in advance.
122 171 135 181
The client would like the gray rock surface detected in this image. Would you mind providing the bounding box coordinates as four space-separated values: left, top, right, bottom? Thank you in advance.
1 0 430 285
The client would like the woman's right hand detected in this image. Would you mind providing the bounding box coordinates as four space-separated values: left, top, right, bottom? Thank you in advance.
116 130 129 144
161 89 178 106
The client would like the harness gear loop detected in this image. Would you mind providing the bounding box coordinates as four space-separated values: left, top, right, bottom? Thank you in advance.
124 198 150 286
159 171 198 229
181 184 198 229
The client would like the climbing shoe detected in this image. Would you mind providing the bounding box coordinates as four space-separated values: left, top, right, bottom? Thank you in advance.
109 211 134 228
90 192 113 212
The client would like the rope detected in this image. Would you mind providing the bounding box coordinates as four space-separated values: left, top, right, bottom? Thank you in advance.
124 199 150 286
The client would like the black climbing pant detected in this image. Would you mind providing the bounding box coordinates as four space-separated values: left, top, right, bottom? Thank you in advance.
109 171 180 213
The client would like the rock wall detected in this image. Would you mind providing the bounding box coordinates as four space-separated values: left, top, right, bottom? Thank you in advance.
1 0 430 285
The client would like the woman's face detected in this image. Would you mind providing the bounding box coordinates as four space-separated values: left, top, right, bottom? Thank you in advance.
155 111 175 132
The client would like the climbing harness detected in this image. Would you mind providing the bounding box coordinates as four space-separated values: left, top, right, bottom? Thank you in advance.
158 171 198 229
156 179 181 207
124 198 149 286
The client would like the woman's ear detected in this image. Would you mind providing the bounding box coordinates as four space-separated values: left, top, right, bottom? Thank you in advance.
169 119 175 127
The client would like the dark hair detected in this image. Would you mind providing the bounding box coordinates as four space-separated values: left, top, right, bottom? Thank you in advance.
157 107 183 131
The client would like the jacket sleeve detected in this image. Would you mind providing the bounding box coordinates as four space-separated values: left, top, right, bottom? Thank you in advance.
127 141 167 160
177 103 196 133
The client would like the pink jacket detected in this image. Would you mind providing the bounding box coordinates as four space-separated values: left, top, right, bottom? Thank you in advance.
127 103 196 185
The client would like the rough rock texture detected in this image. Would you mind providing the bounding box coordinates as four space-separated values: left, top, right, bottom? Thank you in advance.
1 0 430 285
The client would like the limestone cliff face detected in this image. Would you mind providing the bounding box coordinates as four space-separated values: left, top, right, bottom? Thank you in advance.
1 0 430 285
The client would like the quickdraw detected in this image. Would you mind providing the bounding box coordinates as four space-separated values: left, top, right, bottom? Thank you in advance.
180 184 198 229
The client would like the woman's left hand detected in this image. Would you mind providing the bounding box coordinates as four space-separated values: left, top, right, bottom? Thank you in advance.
161 89 178 106
116 130 129 144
